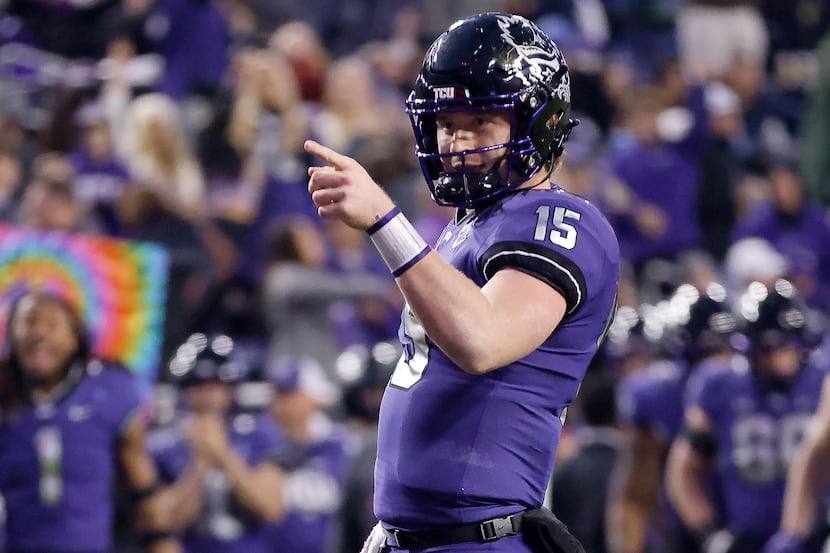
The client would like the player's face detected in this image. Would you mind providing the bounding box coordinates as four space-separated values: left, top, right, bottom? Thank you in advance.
270 387 317 427
185 381 234 415
11 295 80 384
435 109 512 176
756 344 802 380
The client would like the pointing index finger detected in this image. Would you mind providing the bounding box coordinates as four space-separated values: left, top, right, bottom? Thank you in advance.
304 140 350 170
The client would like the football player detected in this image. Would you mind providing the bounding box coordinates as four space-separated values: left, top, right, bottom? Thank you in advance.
304 12 620 553
263 356 351 553
147 333 283 553
666 281 824 553
762 335 830 553
608 283 738 553
0 291 179 553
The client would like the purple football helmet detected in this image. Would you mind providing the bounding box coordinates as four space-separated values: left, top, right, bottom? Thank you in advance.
406 12 577 208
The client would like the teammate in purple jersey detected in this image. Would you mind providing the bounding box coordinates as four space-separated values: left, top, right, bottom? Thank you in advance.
304 12 619 553
763 335 830 553
0 291 179 553
148 333 283 553
667 281 824 553
609 284 738 553
263 357 351 553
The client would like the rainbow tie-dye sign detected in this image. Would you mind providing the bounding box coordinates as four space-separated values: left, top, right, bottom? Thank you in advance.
0 224 169 386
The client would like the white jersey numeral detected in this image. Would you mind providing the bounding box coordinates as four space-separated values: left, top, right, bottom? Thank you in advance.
391 304 430 389
534 205 581 250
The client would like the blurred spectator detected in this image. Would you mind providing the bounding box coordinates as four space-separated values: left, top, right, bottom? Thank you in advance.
722 54 800 153
551 371 622 553
150 0 231 99
0 291 179 553
68 101 131 235
676 0 768 82
118 93 207 222
312 0 418 58
696 81 750 260
264 356 350 553
248 0 308 40
263 215 394 376
357 6 426 99
5 0 120 59
115 187 220 365
309 56 400 159
29 151 75 184
227 48 308 186
0 111 39 173
0 147 23 222
19 172 101 234
227 47 318 282
732 161 830 308
149 333 283 553
607 87 701 274
268 21 330 103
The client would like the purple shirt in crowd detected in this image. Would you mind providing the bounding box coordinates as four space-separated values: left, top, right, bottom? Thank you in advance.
733 202 830 309
611 142 701 265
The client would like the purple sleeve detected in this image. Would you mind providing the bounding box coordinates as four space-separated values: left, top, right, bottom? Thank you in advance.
616 374 649 429
249 415 282 467
684 361 728 420
477 194 616 316
98 366 145 438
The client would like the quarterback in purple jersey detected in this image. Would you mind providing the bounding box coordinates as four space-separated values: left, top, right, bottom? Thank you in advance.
305 12 619 553
667 281 824 553
0 291 178 553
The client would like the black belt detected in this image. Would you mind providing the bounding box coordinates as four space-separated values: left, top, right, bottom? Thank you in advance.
382 513 523 549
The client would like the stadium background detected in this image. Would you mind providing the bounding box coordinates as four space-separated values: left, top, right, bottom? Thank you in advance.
0 0 829 552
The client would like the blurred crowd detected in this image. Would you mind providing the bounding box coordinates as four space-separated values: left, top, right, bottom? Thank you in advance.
0 0 830 552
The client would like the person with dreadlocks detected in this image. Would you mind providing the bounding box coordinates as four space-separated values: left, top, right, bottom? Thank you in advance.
0 291 179 553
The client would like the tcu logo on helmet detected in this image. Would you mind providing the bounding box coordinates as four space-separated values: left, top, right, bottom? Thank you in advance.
432 87 470 100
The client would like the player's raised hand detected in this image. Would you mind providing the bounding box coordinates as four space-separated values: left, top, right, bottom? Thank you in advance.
305 139 396 230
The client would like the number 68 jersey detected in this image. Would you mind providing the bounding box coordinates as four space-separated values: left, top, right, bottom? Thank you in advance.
375 185 620 530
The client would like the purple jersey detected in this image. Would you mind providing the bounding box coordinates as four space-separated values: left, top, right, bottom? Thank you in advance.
617 360 686 443
264 417 352 553
148 412 280 553
0 361 143 552
685 357 825 540
375 186 620 530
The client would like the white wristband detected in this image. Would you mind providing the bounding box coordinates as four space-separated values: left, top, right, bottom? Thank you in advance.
367 207 430 276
